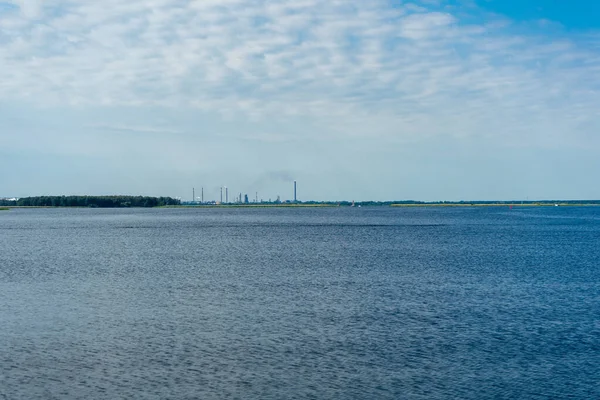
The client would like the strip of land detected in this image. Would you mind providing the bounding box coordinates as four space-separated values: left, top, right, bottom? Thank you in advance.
163 204 337 208
0 196 180 208
390 203 600 207
3 197 600 208
170 202 600 208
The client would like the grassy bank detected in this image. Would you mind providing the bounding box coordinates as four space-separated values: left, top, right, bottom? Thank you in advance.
0 207 9 211
391 203 600 207
166 202 600 209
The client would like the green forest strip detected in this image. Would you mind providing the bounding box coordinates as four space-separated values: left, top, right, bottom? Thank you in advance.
0 196 180 208
0 207 8 211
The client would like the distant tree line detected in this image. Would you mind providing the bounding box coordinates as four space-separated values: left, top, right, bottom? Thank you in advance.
0 199 17 207
2 197 600 208
0 196 180 208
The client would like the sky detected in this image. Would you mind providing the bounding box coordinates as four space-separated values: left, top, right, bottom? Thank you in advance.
0 0 599 201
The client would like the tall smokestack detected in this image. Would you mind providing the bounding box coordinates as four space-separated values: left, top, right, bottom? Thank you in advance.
193 188 195 203
220 187 223 203
201 187 204 203
226 187 228 203
294 180 297 202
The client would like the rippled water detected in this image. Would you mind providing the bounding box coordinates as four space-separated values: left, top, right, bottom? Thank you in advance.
1 207 599 399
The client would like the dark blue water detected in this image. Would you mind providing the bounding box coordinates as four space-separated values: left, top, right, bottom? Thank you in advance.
1 207 599 399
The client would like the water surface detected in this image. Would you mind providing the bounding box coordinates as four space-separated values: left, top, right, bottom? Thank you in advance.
1 207 599 399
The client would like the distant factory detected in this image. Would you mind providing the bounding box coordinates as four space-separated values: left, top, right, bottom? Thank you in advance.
185 180 299 205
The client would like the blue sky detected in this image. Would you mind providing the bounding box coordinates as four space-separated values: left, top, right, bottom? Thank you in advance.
1 0 599 201
476 0 600 30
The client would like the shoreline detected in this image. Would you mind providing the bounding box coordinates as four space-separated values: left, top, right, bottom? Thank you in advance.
168 203 600 208
162 204 337 208
2 203 600 210
390 203 600 207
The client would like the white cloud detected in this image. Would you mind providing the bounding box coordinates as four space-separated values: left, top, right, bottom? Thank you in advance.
88 124 182 135
0 0 598 148
12 0 41 18
399 12 456 39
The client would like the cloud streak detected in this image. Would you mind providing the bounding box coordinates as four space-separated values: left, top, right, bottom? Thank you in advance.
88 124 182 135
0 0 598 147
